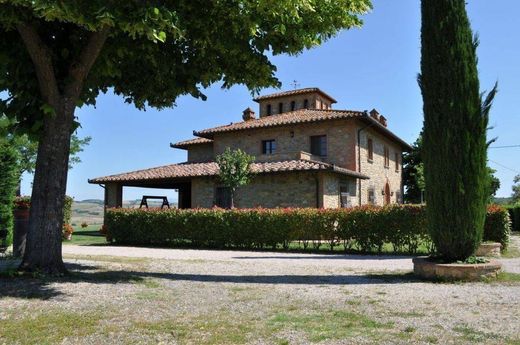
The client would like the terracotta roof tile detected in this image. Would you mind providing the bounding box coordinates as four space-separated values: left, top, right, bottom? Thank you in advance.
193 109 411 150
88 159 368 184
194 109 363 137
253 88 337 103
170 137 213 149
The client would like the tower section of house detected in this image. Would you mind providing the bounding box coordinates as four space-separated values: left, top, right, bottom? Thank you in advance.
89 88 411 209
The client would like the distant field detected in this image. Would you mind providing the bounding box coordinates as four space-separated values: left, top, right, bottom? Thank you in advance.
71 199 178 227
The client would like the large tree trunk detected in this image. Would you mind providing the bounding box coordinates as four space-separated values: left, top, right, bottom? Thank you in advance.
19 98 74 274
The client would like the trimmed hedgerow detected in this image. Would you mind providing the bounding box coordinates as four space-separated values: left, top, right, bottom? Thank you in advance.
505 205 520 232
484 205 511 250
105 205 510 254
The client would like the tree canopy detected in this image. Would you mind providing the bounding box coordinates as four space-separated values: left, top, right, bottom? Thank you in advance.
1 0 372 136
216 148 255 208
0 0 371 273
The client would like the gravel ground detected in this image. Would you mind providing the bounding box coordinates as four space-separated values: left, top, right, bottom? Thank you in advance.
1 237 519 345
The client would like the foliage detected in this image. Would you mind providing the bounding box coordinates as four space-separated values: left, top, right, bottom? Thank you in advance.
512 175 520 204
81 222 88 228
419 0 496 261
13 196 31 209
0 140 20 247
0 0 371 273
62 223 74 240
403 134 498 204
62 196 74 225
105 205 509 254
12 195 73 222
484 205 511 249
505 205 520 232
216 148 255 208
403 135 424 203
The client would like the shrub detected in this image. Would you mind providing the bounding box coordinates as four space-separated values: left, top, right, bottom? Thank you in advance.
62 224 74 240
105 205 509 254
484 205 511 250
81 222 88 228
506 205 520 232
0 142 20 249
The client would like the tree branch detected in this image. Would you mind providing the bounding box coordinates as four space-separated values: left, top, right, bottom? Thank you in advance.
65 26 110 99
16 23 60 105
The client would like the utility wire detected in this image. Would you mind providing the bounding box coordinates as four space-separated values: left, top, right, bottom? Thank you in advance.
489 144 520 149
488 159 520 174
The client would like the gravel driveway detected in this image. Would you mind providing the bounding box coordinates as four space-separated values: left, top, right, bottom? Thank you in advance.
1 238 519 344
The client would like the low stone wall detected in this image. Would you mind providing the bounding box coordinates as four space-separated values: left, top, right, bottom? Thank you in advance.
412 257 502 281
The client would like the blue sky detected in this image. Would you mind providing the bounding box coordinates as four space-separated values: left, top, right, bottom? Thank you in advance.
21 0 520 201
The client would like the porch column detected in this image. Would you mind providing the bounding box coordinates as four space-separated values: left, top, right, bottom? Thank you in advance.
105 183 123 208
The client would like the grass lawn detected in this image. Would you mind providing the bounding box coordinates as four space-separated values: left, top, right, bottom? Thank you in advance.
62 224 107 246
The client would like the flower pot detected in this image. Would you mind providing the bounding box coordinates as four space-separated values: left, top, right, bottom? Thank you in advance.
475 242 501 257
412 256 502 281
13 208 30 258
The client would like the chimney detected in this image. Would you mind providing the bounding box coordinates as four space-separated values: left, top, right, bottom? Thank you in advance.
379 115 387 127
369 109 380 121
242 107 256 121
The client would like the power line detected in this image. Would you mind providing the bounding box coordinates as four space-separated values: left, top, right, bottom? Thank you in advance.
489 144 520 149
488 159 520 174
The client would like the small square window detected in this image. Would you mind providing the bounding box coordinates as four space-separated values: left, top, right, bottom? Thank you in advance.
262 139 276 154
310 135 327 156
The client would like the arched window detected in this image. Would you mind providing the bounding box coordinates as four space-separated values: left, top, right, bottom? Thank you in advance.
266 104 272 116
303 99 309 109
290 101 296 111
278 102 283 114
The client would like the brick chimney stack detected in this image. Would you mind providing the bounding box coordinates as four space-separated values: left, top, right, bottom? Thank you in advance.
242 107 256 121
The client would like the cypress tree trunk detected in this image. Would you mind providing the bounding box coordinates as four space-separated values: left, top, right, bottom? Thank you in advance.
420 0 490 261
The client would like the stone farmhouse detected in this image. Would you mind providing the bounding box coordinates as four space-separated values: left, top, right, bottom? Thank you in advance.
89 88 411 209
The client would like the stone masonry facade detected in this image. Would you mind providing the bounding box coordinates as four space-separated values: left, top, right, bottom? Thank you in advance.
94 88 410 210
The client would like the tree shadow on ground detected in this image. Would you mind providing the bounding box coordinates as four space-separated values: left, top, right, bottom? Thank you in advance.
0 261 422 301
232 255 415 260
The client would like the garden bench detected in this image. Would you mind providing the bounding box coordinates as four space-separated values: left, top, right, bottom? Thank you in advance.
139 195 170 209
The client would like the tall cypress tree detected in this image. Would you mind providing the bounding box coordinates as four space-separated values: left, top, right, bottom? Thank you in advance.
419 0 496 261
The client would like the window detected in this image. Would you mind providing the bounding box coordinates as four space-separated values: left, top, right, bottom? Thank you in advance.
278 102 283 114
303 99 309 109
310 135 327 156
340 185 350 208
266 104 272 116
395 152 399 171
367 138 373 161
290 100 296 111
384 146 390 167
215 187 232 209
368 188 376 205
395 191 401 204
262 139 276 154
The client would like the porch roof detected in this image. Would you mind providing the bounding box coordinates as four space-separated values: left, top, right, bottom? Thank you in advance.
88 159 369 185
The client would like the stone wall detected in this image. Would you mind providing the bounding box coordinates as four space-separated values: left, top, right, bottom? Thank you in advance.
212 119 357 170
187 143 214 162
357 125 403 206
191 172 319 208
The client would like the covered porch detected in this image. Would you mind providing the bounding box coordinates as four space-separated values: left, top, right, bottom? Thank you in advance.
101 180 192 209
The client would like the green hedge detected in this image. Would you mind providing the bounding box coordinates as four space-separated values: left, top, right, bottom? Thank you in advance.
0 142 20 248
484 205 511 250
106 205 511 254
506 205 520 232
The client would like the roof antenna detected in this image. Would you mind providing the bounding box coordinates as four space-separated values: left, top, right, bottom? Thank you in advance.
290 80 300 90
